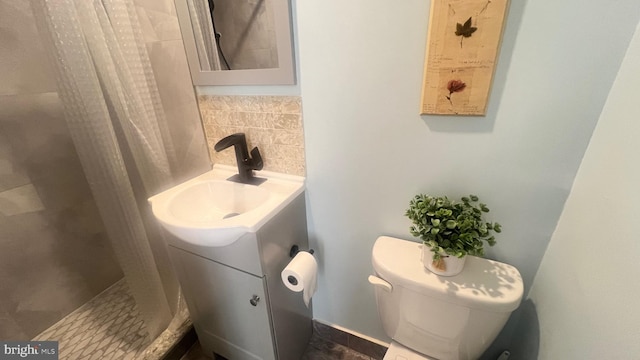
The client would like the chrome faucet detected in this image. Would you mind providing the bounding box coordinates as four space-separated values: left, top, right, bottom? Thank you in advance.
214 133 263 183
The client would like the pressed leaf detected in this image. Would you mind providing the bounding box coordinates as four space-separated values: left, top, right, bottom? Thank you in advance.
455 17 478 38
464 17 472 28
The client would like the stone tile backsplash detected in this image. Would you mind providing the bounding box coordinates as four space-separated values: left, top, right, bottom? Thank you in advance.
198 95 305 176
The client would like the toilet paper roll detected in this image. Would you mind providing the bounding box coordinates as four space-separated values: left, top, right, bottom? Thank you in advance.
281 251 317 307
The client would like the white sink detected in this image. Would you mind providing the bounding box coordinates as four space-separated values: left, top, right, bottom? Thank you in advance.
149 164 304 247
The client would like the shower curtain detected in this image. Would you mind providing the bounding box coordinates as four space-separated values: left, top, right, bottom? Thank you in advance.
30 0 184 338
188 0 222 71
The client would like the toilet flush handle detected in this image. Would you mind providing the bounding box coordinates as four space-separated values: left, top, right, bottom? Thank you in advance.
368 275 393 292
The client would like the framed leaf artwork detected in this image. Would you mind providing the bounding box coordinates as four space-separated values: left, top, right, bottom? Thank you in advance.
420 0 509 115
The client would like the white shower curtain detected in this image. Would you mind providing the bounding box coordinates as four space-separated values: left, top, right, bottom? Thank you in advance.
30 0 183 338
188 0 222 71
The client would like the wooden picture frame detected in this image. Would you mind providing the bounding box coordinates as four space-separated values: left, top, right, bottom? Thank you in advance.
420 0 509 115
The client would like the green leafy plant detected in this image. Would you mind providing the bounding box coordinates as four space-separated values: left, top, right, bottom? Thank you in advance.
405 194 501 261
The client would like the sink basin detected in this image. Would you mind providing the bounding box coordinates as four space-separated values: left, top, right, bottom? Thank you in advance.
169 181 270 223
149 165 304 247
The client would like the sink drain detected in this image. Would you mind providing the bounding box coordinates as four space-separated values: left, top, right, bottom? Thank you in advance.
222 212 240 219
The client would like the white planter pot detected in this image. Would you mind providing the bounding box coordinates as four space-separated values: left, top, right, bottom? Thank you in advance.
422 245 467 276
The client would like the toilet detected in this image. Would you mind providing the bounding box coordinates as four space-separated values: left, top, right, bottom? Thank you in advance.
369 236 523 360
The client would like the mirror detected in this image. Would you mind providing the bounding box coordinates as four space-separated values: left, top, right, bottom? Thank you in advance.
175 0 295 86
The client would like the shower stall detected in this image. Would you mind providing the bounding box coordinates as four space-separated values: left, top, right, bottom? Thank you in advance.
0 0 210 358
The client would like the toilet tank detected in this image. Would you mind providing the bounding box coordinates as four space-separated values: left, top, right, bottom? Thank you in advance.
371 236 523 360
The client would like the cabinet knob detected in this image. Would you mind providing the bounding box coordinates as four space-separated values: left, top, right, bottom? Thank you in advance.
249 295 260 306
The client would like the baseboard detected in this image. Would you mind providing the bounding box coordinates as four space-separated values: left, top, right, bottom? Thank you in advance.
312 319 389 360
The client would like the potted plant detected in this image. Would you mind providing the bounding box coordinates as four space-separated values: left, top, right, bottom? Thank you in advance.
405 194 502 276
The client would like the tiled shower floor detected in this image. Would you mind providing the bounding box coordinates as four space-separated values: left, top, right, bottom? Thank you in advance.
32 279 150 360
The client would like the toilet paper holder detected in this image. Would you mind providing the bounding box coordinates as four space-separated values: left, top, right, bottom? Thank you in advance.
289 245 315 258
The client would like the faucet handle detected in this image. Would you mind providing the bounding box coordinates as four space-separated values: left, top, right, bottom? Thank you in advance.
250 147 263 170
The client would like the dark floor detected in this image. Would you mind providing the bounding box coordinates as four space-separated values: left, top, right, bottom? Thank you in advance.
180 333 377 360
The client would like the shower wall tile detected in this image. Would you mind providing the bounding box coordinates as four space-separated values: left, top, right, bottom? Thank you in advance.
0 93 123 339
134 1 182 43
146 39 211 183
0 132 30 192
0 183 45 216
0 94 97 213
139 0 212 185
0 2 57 96
0 159 11 176
198 95 305 176
134 0 177 18
182 129 211 179
0 308 29 341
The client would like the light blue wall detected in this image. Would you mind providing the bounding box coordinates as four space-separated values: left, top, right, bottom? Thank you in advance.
295 0 640 352
517 20 640 359
197 0 640 354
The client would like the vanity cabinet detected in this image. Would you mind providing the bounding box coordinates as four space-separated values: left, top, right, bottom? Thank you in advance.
170 248 275 359
166 194 311 360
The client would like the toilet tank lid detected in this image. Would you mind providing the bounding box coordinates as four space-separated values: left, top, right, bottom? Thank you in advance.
372 236 523 313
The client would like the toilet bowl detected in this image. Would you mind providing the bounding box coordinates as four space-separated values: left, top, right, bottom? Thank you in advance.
369 236 523 360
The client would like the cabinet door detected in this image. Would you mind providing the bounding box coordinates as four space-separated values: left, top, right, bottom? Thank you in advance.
170 247 275 360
